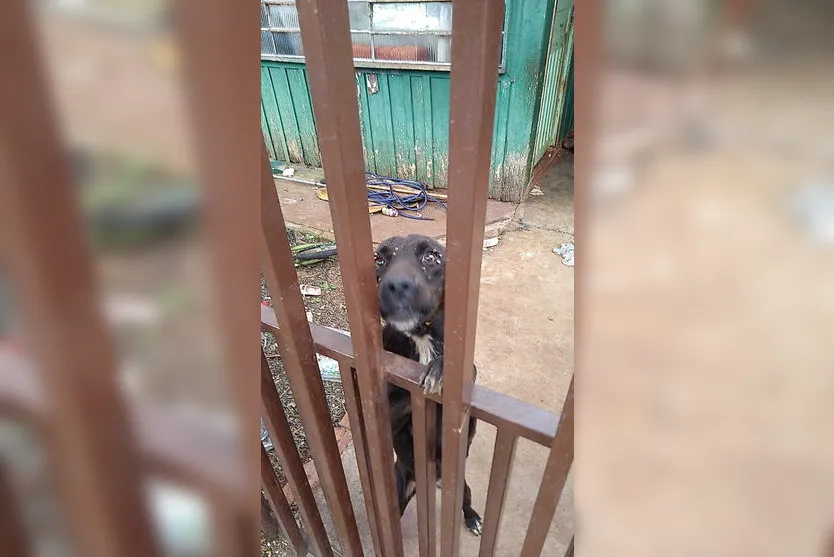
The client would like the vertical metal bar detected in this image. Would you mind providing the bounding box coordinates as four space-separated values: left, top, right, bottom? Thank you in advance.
0 462 31 557
292 1 405 555
261 445 308 555
520 378 574 556
0 3 162 556
172 0 261 549
261 493 283 543
564 536 574 557
260 350 334 557
413 394 437 557
440 0 505 555
478 429 517 557
338 359 384 557
260 165 364 557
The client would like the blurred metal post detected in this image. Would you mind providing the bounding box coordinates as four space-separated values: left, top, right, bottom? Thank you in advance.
0 2 163 556
172 0 262 553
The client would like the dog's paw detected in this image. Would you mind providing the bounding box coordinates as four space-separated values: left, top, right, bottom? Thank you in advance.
465 514 483 537
419 358 443 395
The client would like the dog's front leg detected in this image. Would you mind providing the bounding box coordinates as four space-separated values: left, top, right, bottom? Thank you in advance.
418 356 443 395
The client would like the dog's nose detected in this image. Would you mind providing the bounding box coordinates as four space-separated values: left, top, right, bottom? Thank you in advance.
383 275 417 300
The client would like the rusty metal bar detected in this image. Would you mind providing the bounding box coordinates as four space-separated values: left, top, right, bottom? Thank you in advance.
337 359 384 557
260 350 333 557
564 536 574 557
292 0 405 555
261 445 308 555
0 461 31 557
262 310 560 448
478 428 517 557
261 146 364 557
440 0 505 554
172 1 261 551
0 3 163 556
261 493 283 543
412 394 438 557
520 378 574 556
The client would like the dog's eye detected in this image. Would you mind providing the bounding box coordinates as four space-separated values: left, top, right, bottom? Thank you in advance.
422 252 440 265
374 254 385 268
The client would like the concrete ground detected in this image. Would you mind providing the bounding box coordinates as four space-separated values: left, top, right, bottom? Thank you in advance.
281 154 575 556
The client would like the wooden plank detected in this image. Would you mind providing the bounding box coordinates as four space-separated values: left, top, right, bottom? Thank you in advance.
337 359 384 557
287 67 323 167
410 76 431 184
520 378 574 556
272 66 307 164
478 429 517 557
429 76 450 188
440 1 506 555
389 73 418 181
261 445 308 555
262 102 278 160
413 394 438 557
0 3 163 556
292 0 405 553
260 350 333 557
262 65 291 161
366 73 397 176
261 155 363 557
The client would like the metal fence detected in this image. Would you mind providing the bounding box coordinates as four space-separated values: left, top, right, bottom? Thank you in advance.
0 0 572 555
259 0 574 556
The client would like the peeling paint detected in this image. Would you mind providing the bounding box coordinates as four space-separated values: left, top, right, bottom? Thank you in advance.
491 150 530 202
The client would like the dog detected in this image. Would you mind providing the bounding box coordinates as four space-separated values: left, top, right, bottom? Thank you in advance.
375 234 483 536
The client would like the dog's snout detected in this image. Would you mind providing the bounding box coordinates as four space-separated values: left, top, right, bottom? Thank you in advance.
383 275 417 299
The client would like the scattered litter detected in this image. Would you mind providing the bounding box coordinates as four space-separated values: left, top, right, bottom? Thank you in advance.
483 237 500 250
529 186 544 196
382 206 399 217
281 167 295 177
553 242 575 266
300 285 322 296
788 180 834 245
261 420 273 450
306 311 313 322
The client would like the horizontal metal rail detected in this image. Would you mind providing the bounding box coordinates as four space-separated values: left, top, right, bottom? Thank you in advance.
260 307 560 448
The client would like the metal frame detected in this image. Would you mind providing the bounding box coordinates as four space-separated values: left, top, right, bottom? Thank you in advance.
261 0 507 72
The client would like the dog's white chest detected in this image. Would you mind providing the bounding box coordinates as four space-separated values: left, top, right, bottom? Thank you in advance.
409 334 435 365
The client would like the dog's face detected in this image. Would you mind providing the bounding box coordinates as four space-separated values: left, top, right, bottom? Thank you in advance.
375 234 445 333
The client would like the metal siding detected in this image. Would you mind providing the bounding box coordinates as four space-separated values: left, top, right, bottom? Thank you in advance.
259 0 562 201
533 0 574 163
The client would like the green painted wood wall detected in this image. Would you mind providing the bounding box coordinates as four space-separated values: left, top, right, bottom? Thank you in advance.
261 0 565 202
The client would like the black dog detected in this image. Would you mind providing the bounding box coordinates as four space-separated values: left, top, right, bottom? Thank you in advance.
375 234 483 536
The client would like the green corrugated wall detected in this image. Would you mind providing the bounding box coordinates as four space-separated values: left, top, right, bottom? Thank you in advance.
533 0 574 163
261 0 570 202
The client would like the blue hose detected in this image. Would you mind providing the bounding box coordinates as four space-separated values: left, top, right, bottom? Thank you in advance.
364 172 447 220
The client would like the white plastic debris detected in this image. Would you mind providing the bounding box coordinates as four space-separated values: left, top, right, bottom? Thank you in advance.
300 285 322 296
553 242 574 266
483 237 500 250
529 185 544 196
282 167 295 177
